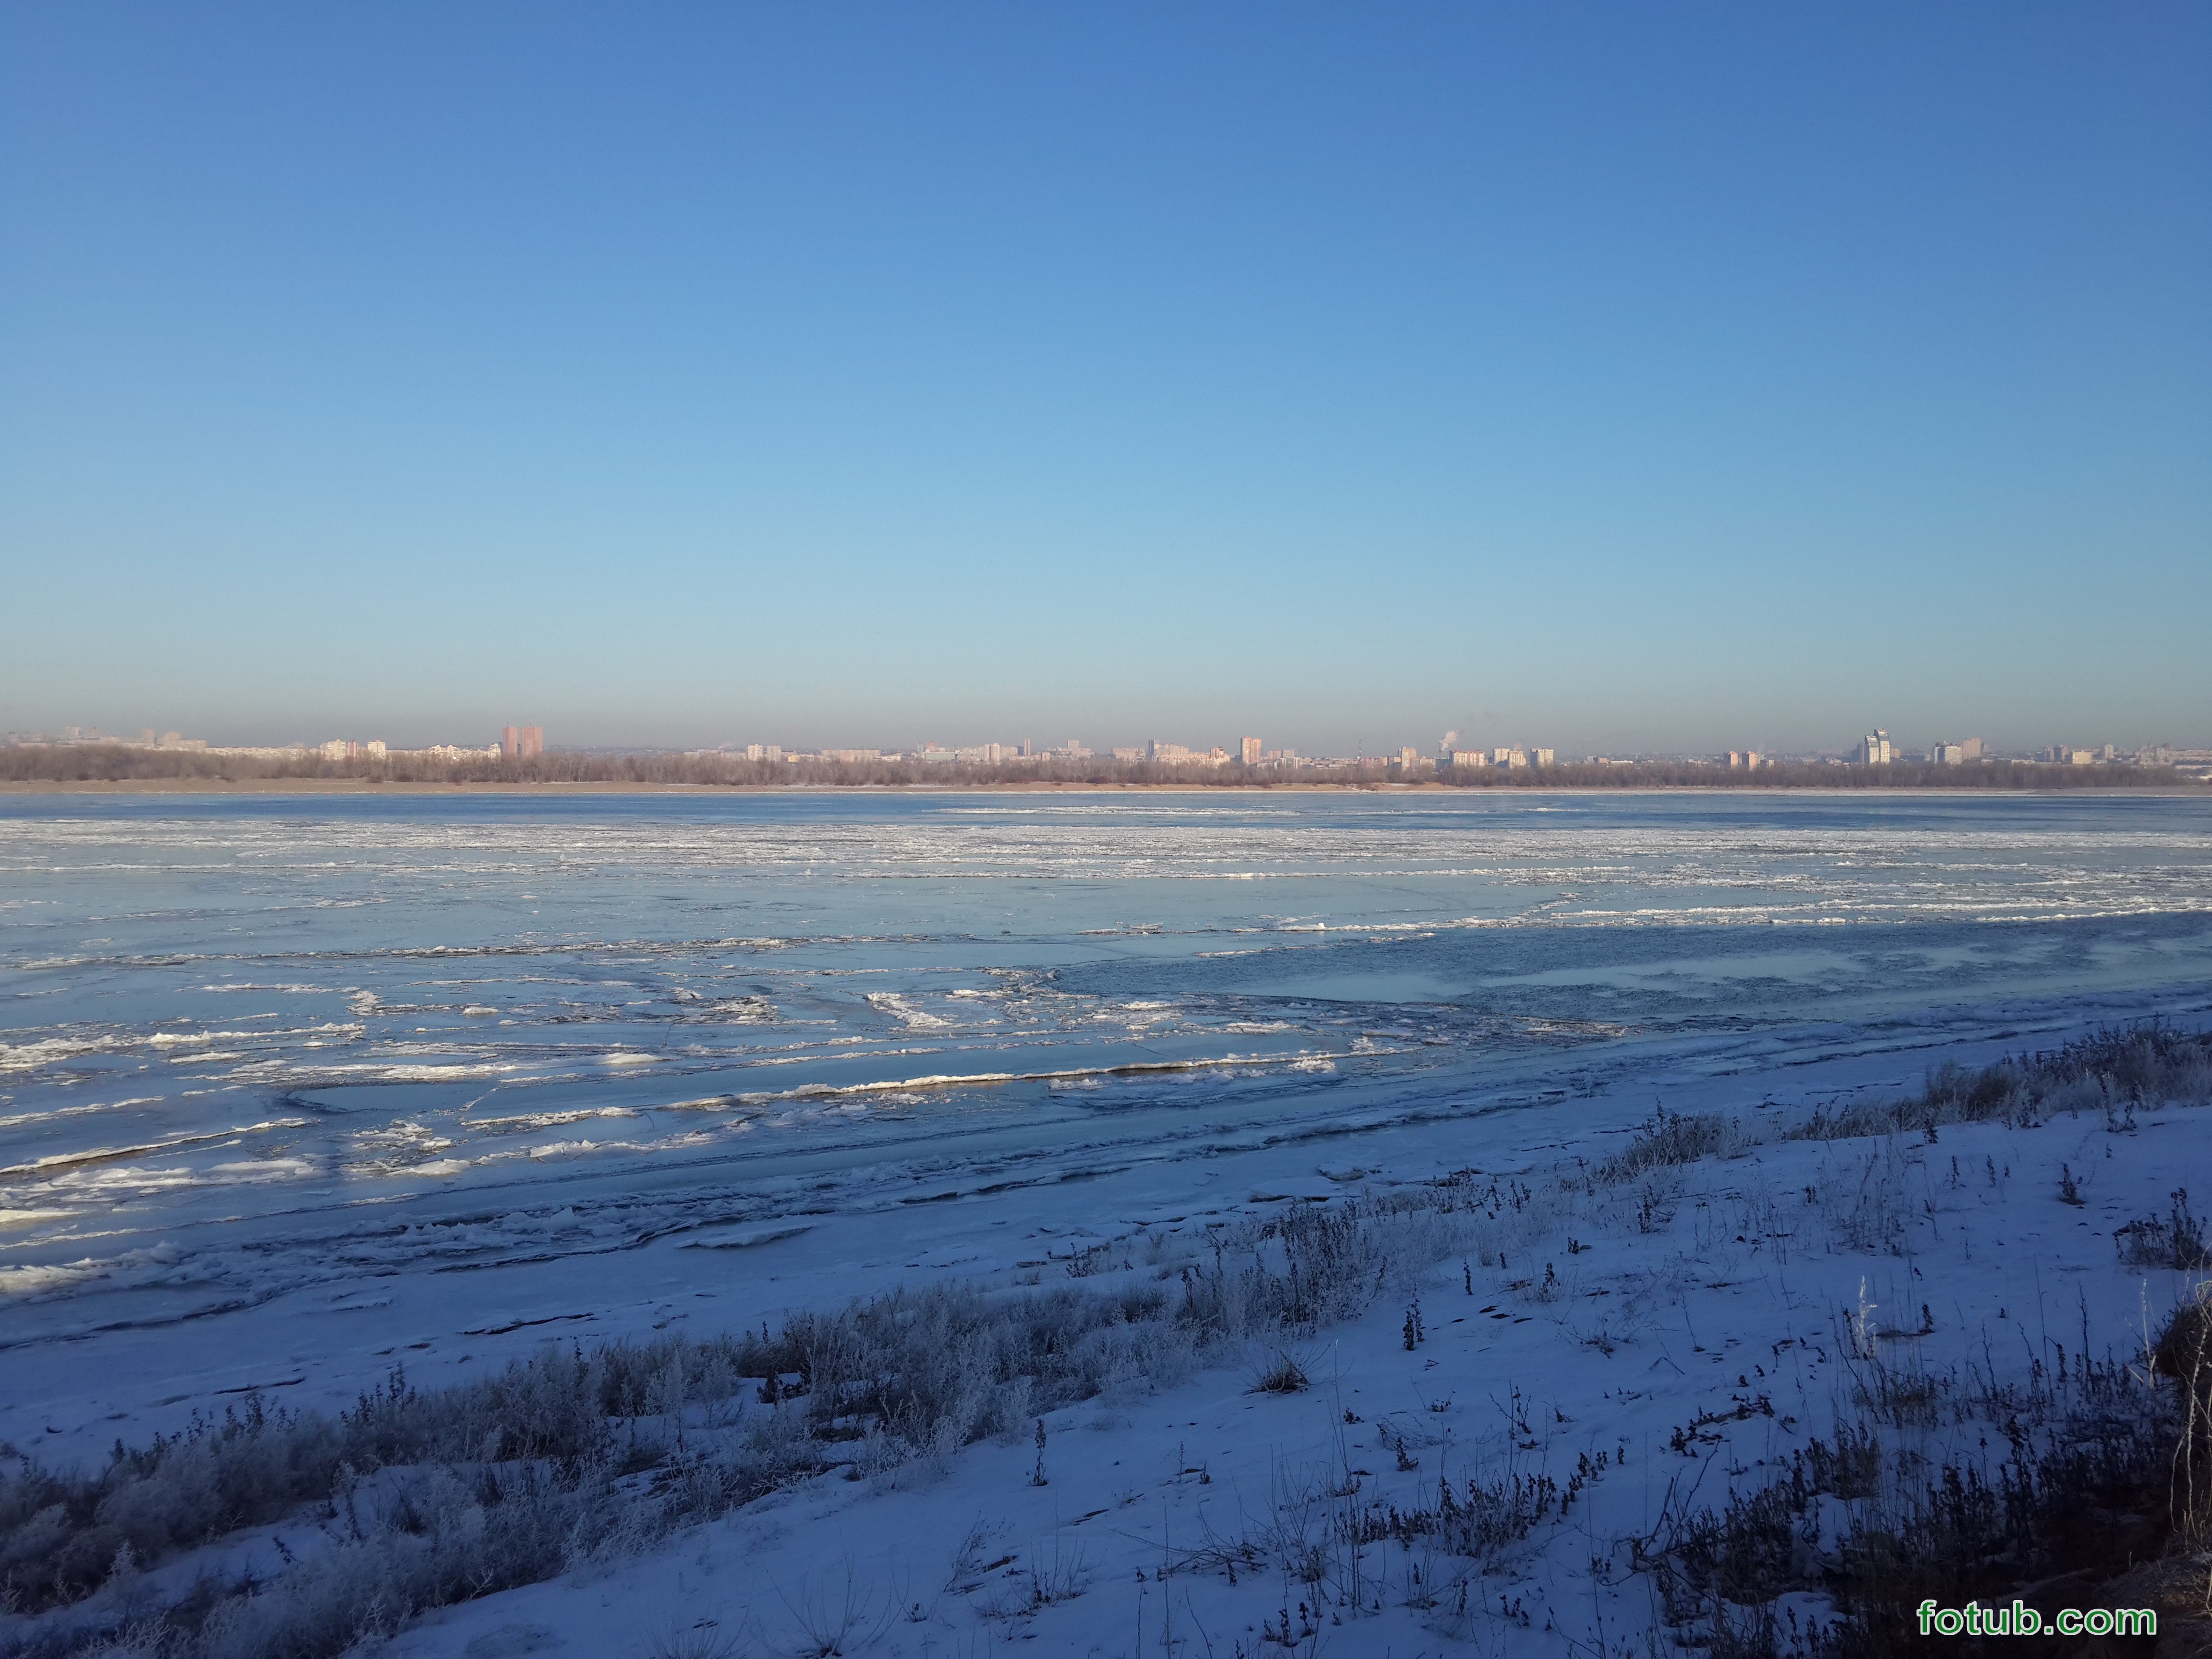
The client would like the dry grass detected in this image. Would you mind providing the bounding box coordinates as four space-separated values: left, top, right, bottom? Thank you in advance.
1648 1288 2212 1657
0 1181 1495 1658
1795 1023 2212 1143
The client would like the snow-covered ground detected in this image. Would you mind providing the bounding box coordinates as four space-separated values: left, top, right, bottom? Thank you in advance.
11 1019 2209 1658
382 1068 2209 1659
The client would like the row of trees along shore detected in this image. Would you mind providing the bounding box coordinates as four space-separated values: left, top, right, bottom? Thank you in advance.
2 742 2195 789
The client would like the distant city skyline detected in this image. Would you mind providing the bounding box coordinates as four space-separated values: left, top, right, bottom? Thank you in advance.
4 6 2206 748
10 716 2202 769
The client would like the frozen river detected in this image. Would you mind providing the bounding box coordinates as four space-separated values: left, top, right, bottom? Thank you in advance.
5 787 2211 1367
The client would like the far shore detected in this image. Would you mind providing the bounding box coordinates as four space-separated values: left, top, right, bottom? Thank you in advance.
3 776 2203 798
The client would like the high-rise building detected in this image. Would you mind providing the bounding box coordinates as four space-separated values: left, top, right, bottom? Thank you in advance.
1857 729 1892 765
501 725 519 760
1449 751 1487 769
1241 736 1262 766
519 726 543 758
1531 748 1555 767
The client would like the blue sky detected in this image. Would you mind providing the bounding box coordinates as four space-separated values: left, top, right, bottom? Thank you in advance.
3 3 2207 756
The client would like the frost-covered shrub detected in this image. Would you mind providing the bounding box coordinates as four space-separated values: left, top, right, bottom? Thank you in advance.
2116 1190 2212 1270
0 1395 349 1615
1597 1105 1737 1182
196 1464 587 1659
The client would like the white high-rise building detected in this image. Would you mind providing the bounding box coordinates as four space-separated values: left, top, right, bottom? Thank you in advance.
1858 729 1892 765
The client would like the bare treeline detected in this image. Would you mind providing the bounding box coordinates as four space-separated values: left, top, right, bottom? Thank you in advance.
0 743 2191 790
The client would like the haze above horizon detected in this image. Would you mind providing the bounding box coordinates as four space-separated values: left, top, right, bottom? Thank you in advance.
3 4 2207 756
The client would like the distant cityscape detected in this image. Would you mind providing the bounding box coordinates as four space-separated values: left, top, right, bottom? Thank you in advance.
7 722 2209 778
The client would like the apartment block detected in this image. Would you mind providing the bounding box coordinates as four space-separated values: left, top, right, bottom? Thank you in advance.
920 743 1022 764
1145 741 1229 765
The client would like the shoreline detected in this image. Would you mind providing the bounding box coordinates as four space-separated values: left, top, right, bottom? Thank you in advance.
1 776 2205 798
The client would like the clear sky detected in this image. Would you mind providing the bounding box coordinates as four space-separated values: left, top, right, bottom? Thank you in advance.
4 4 2207 757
